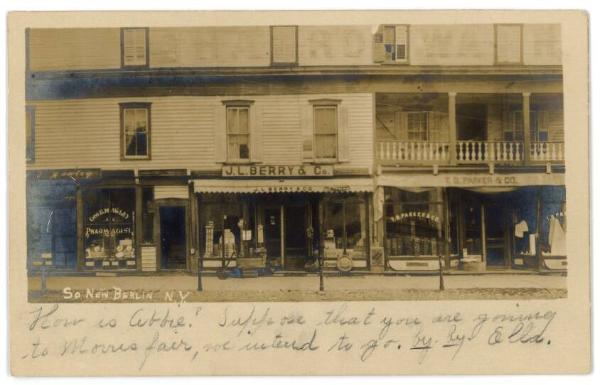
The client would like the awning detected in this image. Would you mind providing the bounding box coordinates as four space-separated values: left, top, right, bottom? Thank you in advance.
193 178 374 194
377 173 565 189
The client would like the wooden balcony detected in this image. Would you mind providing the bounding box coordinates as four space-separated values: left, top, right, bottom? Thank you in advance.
377 140 565 165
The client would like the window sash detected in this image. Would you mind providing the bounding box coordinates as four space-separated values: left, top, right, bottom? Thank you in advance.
271 26 297 64
383 25 408 62
123 107 149 158
313 105 338 159
407 111 429 141
226 106 250 160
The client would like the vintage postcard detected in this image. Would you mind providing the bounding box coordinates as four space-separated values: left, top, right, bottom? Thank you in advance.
7 10 590 375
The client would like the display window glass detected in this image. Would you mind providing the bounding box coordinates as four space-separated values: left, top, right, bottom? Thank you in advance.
83 188 136 269
384 187 445 257
323 195 367 255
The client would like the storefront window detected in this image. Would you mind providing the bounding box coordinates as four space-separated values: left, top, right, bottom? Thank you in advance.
384 188 444 257
539 186 566 256
200 195 256 261
27 179 77 269
323 196 367 254
83 188 136 269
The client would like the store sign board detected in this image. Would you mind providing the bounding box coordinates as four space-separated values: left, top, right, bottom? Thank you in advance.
378 173 565 188
222 164 333 177
30 168 102 180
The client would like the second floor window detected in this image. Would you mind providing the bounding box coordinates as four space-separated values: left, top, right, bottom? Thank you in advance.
122 28 148 67
314 105 338 159
407 112 429 141
227 106 250 160
121 103 151 159
504 110 524 142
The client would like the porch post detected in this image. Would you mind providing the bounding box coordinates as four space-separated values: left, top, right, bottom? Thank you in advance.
448 92 457 165
523 92 532 164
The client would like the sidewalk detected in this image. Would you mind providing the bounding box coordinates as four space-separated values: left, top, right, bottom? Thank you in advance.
28 273 567 302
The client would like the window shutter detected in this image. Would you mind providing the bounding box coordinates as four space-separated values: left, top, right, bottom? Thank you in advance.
301 104 314 162
372 25 385 63
123 29 147 66
250 105 263 163
337 106 350 162
214 105 227 163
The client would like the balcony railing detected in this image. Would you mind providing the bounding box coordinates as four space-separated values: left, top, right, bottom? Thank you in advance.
456 140 523 163
377 140 565 165
378 141 450 163
530 141 565 162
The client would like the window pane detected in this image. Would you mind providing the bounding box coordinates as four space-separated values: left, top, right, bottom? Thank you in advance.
227 107 238 133
123 107 148 157
238 108 249 134
125 133 137 156
324 202 345 250
142 187 154 243
314 107 337 134
315 134 337 159
345 200 367 250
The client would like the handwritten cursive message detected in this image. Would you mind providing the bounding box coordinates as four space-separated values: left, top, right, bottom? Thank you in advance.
20 302 557 373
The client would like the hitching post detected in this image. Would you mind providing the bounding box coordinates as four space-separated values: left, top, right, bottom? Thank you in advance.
438 253 445 291
197 254 203 291
40 264 47 295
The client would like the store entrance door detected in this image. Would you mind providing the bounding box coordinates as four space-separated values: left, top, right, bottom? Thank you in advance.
484 203 509 268
159 206 187 270
284 205 308 270
264 206 282 267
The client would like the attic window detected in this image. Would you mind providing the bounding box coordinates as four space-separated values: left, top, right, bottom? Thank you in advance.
383 25 409 62
121 28 148 67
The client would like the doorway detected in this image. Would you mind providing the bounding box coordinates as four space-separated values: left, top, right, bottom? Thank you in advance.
159 206 187 270
457 104 488 141
284 205 308 270
485 203 509 268
264 206 282 266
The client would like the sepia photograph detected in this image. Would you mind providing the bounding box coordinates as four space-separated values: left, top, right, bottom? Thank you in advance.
7 9 590 376
24 20 567 303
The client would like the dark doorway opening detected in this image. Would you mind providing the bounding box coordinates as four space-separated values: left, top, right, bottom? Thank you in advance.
457 104 488 141
160 206 187 270
264 207 282 265
485 203 508 267
284 205 308 270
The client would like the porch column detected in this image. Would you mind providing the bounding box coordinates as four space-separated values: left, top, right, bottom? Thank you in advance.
448 92 457 165
523 92 532 164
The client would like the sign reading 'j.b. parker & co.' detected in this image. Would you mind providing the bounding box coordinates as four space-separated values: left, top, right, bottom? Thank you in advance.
222 164 334 177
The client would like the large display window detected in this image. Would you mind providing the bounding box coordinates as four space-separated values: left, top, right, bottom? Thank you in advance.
83 187 136 269
27 180 77 269
323 195 368 258
384 187 445 257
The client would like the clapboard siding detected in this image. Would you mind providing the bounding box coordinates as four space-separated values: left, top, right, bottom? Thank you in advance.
298 26 372 66
29 29 121 71
28 93 374 170
149 27 271 68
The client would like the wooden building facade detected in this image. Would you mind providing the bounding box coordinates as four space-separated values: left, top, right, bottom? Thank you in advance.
25 24 566 275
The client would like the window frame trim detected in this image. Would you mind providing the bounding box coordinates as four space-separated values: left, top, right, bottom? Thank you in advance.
310 99 342 162
270 25 299 67
120 102 152 161
494 23 524 66
120 27 150 69
222 100 254 163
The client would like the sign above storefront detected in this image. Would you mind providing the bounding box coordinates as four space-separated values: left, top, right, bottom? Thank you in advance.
193 178 373 194
378 173 565 188
29 168 102 180
222 164 333 178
